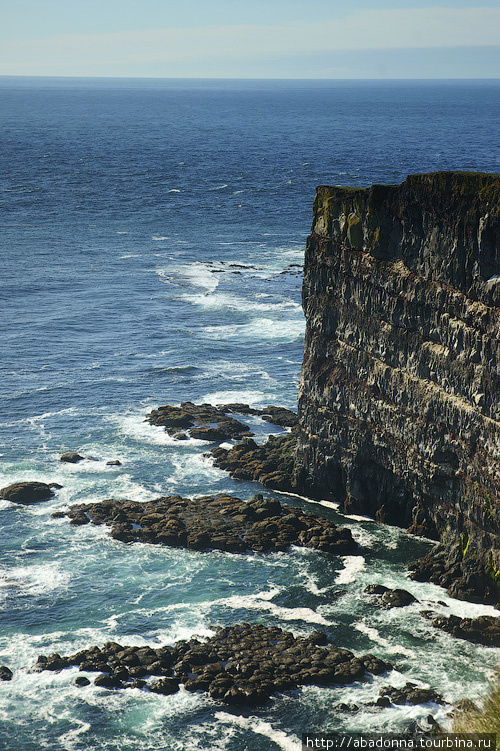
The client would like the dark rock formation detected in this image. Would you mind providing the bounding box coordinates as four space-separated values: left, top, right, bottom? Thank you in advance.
33 623 393 706
54 492 357 555
0 666 13 681
146 401 253 441
292 172 500 605
0 481 55 505
364 585 418 608
422 611 500 647
211 433 299 493
221 404 298 428
60 452 85 463
147 401 297 442
379 682 445 706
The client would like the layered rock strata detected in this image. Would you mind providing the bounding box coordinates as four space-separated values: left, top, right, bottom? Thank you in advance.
294 172 500 604
54 492 357 555
33 623 395 706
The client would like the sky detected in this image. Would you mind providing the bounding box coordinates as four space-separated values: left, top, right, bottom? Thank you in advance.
0 0 499 79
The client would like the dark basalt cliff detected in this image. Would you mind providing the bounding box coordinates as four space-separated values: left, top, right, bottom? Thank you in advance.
294 172 500 605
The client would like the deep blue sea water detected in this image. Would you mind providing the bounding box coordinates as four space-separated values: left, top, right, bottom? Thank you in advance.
1 77 500 751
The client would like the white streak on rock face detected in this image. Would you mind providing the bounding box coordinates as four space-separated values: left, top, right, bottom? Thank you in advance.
485 275 500 292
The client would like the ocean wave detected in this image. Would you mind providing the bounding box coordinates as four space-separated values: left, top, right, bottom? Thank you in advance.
180 291 301 313
335 555 366 585
215 713 301 751
201 317 305 342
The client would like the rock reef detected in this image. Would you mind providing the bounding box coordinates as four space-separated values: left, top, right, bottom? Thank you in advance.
146 401 297 441
54 492 357 556
33 623 394 706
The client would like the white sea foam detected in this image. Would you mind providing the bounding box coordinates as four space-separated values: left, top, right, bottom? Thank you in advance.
355 621 416 657
180 291 301 313
215 713 301 751
115 412 208 447
335 555 366 584
152 235 169 240
201 388 274 406
218 589 332 625
0 562 71 601
168 189 181 193
176 262 223 294
201 318 305 342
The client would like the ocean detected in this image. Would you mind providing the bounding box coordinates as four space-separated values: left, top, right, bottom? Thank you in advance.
1 77 500 751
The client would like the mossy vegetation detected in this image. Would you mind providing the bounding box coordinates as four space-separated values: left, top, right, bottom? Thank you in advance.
453 672 500 743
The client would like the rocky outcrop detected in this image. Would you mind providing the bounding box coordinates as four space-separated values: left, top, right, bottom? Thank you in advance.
0 666 13 681
210 433 299 492
364 585 418 608
60 452 85 463
0 481 56 505
146 402 297 442
293 172 500 605
53 492 357 556
33 623 393 706
422 611 500 647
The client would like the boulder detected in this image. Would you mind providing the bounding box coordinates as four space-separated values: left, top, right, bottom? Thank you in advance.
365 585 418 608
60 452 85 463
0 666 13 681
0 481 55 505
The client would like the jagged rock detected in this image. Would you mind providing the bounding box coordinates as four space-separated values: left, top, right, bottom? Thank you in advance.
146 402 253 441
0 481 55 505
364 585 418 608
428 613 500 647
379 682 445 706
0 666 13 681
211 432 299 493
106 460 122 466
33 623 393 706
147 401 298 442
74 676 90 686
53 492 358 556
60 452 85 463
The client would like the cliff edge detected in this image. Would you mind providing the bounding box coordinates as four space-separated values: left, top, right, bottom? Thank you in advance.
295 172 500 605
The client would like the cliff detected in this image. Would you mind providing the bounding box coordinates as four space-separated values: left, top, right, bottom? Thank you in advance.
294 172 500 605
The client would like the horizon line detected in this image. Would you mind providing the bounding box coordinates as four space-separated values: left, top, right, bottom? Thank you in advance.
0 74 499 81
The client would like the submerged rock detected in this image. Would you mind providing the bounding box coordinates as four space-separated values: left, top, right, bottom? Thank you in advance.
34 623 393 706
0 481 55 505
54 492 358 556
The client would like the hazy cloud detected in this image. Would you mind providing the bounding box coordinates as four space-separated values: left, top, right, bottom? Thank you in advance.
1 7 498 75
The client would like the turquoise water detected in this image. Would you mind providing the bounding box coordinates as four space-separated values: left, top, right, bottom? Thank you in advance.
1 78 500 750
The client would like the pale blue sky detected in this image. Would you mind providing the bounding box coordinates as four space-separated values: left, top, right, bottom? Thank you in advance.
1 0 499 78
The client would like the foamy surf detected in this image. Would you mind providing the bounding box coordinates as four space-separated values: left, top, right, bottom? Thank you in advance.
215 713 301 751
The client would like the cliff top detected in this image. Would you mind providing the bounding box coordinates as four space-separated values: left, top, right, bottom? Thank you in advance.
312 171 500 304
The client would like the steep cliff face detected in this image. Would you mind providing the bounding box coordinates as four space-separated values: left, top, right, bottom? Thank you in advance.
295 172 500 605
